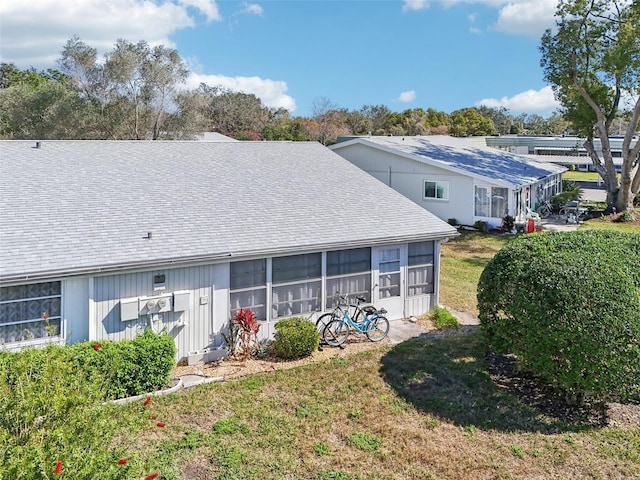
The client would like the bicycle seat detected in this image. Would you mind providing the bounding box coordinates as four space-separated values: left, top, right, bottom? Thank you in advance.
356 295 367 303
362 305 377 315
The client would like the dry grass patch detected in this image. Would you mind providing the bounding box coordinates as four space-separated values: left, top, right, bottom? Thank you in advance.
120 330 640 479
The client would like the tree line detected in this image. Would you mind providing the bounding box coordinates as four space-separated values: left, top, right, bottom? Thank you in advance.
1 37 574 144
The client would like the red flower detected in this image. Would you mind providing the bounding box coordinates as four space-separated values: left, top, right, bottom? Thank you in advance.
143 397 151 406
117 459 128 465
54 460 63 475
92 343 102 351
144 473 159 480
156 422 166 428
42 312 49 322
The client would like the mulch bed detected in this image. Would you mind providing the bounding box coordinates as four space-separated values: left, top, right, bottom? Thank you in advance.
487 351 640 428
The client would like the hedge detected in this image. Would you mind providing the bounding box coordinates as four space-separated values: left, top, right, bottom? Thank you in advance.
477 230 640 403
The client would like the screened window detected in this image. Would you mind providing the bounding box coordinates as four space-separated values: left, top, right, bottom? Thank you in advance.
424 181 449 200
272 253 321 318
0 281 62 343
475 186 508 218
326 248 371 308
230 259 266 320
378 248 401 298
407 241 434 296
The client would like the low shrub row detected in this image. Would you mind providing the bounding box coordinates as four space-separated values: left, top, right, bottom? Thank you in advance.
0 329 175 479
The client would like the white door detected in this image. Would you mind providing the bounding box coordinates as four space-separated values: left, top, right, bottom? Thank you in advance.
372 246 405 320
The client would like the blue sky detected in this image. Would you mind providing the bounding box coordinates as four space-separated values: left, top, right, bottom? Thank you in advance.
0 0 560 117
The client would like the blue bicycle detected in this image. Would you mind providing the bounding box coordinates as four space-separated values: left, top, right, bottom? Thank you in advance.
322 299 389 347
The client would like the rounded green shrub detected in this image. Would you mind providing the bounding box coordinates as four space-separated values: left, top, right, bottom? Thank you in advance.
477 230 640 403
273 317 319 359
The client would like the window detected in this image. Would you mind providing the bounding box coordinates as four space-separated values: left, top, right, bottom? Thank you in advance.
326 248 371 308
475 186 508 218
424 181 449 200
272 253 321 318
378 248 401 298
407 242 434 296
230 260 266 320
0 282 62 343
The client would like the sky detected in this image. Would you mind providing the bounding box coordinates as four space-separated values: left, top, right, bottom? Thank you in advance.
0 0 562 118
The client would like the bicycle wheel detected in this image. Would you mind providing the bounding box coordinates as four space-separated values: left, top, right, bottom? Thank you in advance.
322 319 349 347
366 316 389 342
538 205 551 218
316 312 336 334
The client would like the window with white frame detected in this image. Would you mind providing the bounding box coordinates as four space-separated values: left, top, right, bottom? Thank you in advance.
475 186 508 218
424 180 449 200
272 253 321 318
407 241 434 296
230 259 267 320
0 282 62 344
326 247 371 308
378 248 401 298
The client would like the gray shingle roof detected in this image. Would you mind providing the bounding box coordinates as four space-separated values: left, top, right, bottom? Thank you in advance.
0 140 457 281
332 135 566 188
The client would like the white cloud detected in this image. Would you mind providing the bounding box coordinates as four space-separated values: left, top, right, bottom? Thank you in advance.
475 86 560 113
403 0 557 38
402 0 430 12
492 0 557 38
239 2 264 16
0 0 221 69
188 72 296 111
397 90 417 102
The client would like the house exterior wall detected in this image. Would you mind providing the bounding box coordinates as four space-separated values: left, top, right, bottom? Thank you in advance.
3 240 447 361
91 264 228 362
335 144 486 227
64 277 90 344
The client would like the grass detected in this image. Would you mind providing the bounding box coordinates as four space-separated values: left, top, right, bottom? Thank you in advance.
439 231 512 315
562 171 602 181
111 332 640 479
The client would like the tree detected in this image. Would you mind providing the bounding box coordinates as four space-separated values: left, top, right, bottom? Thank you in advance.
541 0 640 212
0 65 95 139
449 107 496 136
476 106 515 135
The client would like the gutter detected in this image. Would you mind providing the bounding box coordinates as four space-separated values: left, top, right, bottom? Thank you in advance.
0 231 458 285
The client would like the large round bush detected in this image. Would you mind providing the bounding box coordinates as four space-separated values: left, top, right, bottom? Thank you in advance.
478 230 640 403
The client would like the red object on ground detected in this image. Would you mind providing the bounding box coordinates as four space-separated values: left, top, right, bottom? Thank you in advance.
143 397 151 406
118 459 128 465
526 218 535 233
144 473 159 480
54 460 63 475
156 422 166 428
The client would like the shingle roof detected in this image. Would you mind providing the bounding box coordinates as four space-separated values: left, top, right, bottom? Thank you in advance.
0 140 457 281
332 135 565 188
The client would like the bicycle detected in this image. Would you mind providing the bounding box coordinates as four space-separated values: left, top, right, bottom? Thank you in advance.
537 200 562 218
315 294 372 335
322 302 389 347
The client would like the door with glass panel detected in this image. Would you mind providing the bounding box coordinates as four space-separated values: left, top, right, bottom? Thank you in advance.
372 246 405 319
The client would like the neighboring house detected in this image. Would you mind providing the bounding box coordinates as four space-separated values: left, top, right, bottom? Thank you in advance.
0 140 457 363
485 135 630 172
331 135 566 228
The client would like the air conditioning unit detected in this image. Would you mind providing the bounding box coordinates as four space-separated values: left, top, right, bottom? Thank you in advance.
138 294 173 315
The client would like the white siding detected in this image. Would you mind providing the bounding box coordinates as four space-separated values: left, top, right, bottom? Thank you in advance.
63 277 90 343
91 264 227 361
337 144 477 226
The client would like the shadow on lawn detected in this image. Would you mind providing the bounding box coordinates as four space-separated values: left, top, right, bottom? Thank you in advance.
379 329 597 434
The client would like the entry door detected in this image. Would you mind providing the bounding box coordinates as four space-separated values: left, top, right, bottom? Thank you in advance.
373 246 405 320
